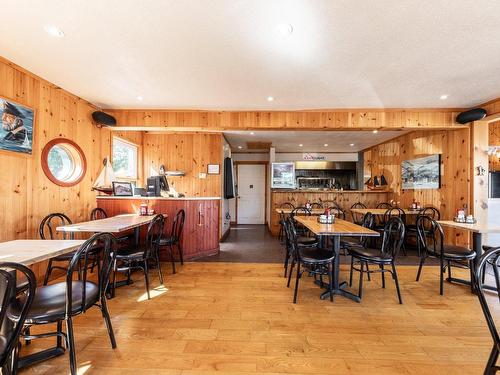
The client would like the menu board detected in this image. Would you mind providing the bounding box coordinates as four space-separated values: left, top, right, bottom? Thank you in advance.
271 162 295 189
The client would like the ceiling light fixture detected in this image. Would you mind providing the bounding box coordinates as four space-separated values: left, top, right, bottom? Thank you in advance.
299 144 303 147
440 94 449 100
43 25 65 38
136 96 143 101
324 143 328 147
250 132 255 135
350 143 354 147
373 130 378 134
238 146 243 149
267 96 274 102
276 23 294 36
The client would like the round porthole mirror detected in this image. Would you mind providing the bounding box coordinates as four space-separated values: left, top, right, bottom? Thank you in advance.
41 138 87 187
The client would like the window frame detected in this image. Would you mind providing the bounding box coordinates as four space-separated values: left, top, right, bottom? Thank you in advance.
41 138 87 187
112 136 139 181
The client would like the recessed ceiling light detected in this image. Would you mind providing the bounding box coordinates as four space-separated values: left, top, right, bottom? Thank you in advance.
250 132 254 135
299 144 303 147
276 23 293 36
136 96 143 101
238 146 243 149
324 143 328 147
267 96 274 102
44 25 65 38
440 94 449 100
373 130 378 134
350 143 354 147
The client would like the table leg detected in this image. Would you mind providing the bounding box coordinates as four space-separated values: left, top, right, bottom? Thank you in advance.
320 236 361 303
134 227 140 247
473 232 483 266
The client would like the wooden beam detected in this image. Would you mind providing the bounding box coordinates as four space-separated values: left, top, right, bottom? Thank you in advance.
470 120 489 223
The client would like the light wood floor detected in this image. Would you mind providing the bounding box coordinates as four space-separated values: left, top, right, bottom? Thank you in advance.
19 262 498 375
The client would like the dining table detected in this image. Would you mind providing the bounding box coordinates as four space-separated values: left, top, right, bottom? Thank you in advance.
275 208 325 215
350 208 421 216
0 239 85 369
294 216 379 302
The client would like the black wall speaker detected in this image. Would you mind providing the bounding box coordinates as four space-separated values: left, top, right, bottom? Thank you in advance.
456 108 487 124
92 111 117 127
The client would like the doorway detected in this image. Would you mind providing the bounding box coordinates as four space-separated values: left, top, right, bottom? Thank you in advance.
236 163 266 224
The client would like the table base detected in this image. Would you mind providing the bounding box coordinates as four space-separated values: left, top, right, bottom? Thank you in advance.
319 281 361 303
19 346 65 369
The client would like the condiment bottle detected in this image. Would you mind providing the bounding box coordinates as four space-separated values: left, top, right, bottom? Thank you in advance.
140 202 148 216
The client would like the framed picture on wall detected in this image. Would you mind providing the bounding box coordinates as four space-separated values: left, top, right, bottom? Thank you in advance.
112 181 134 196
208 164 220 174
0 97 35 154
401 154 441 190
271 162 295 189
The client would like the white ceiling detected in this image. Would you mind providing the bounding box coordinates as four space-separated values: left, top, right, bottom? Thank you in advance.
224 130 409 152
1 1 499 110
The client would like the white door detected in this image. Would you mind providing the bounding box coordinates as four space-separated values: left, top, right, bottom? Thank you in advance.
237 164 266 224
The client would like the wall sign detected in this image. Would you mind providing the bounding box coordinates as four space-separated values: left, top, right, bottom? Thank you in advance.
302 153 326 161
208 164 220 174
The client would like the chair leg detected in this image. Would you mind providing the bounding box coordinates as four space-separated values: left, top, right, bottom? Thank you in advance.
56 321 63 348
349 256 354 287
156 252 164 285
416 257 425 281
66 317 77 375
391 262 403 304
283 248 290 278
380 264 385 288
358 260 364 299
293 262 301 304
101 297 117 348
485 344 499 375
43 259 53 285
177 242 184 266
366 263 371 281
169 244 176 274
287 259 295 288
493 264 500 302
447 260 452 280
143 261 151 300
439 258 444 295
112 259 118 298
328 263 333 302
469 259 475 294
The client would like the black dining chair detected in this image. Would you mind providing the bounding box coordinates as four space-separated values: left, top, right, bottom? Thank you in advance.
341 211 375 256
481 246 500 294
416 216 476 295
350 202 367 225
114 214 165 299
406 206 440 251
16 233 117 375
0 263 36 374
90 207 133 245
159 209 186 274
310 202 323 209
330 207 346 220
474 246 500 374
278 203 295 243
290 207 312 237
284 218 335 304
348 217 405 304
40 213 76 285
320 199 342 210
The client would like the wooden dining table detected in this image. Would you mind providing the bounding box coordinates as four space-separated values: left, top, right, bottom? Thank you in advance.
294 216 379 302
275 208 325 215
350 208 421 216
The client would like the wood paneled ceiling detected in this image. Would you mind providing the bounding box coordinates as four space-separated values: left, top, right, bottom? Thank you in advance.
1 1 499 110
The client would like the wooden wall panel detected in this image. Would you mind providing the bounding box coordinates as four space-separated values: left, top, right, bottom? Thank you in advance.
107 108 464 131
143 133 222 197
364 128 471 245
489 121 500 171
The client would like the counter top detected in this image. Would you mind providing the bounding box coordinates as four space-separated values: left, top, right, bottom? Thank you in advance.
272 189 391 194
96 196 221 201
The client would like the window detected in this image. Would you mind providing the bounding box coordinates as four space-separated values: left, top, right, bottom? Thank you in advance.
41 138 86 187
112 137 138 180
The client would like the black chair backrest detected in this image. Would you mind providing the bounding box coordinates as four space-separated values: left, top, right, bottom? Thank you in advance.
66 232 116 315
418 206 441 220
359 212 375 247
376 202 393 209
90 207 108 221
290 207 311 217
0 263 36 368
284 217 300 261
321 200 342 210
330 207 346 220
351 202 367 210
145 214 165 259
416 216 444 256
279 202 295 210
39 213 72 240
310 202 323 209
475 247 500 360
383 207 406 224
171 209 186 243
380 217 405 258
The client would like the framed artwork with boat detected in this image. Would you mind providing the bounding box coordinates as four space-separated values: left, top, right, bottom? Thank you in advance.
0 97 34 154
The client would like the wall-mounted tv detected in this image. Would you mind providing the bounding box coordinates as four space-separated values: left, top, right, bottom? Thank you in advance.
401 154 441 190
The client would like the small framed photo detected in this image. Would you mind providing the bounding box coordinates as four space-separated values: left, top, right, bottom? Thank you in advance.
208 164 220 175
112 181 134 196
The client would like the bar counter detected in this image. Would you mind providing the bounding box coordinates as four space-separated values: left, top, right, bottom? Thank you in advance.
97 196 220 260
270 189 391 236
